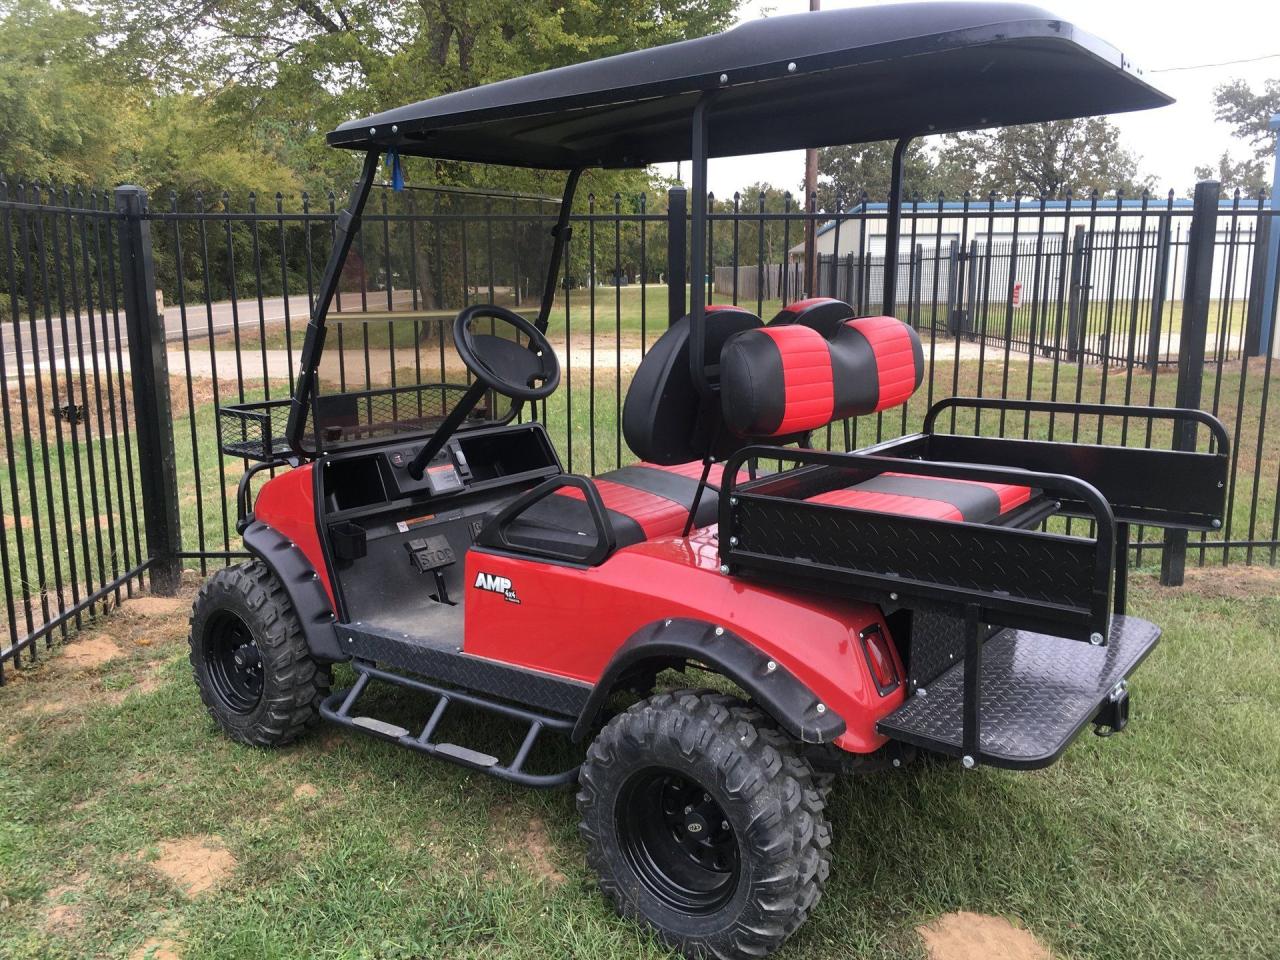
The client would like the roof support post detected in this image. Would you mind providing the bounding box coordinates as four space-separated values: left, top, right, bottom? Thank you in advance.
881 136 912 315
287 150 382 458
535 168 582 334
688 94 714 399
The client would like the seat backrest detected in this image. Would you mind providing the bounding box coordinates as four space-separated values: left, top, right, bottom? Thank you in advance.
622 304 762 464
767 297 860 337
718 314 924 439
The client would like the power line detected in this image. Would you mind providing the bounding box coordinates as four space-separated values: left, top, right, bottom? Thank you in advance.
1149 52 1280 73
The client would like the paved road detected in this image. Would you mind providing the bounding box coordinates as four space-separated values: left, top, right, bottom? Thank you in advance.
0 290 419 370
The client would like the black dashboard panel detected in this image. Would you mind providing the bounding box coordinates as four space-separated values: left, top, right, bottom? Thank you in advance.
321 421 561 518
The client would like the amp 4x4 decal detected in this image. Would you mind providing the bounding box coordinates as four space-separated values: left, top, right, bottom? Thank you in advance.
474 572 520 604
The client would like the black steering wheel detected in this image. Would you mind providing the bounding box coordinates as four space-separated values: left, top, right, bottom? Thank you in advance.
453 304 560 402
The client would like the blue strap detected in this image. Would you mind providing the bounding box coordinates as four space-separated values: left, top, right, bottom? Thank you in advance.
386 148 404 191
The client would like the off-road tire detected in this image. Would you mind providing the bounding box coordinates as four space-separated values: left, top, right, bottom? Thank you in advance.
189 560 330 747
577 689 831 959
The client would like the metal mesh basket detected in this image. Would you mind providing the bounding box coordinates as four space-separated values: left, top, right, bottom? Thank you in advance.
218 383 488 461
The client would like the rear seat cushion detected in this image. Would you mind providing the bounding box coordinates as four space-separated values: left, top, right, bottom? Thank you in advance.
504 461 745 554
808 472 1033 524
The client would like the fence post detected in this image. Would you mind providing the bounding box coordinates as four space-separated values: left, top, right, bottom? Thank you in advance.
1147 210 1172 369
115 185 182 595
946 240 962 334
1258 113 1280 355
1160 180 1220 587
1066 225 1087 361
1244 213 1270 357
666 187 687 326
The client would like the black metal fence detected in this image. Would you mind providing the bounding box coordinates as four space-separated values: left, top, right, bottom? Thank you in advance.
1 175 1278 679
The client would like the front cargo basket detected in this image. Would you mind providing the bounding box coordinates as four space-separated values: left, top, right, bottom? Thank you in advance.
218 383 485 461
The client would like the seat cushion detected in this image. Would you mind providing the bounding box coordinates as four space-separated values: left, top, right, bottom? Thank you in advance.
808 472 1033 524
505 461 745 554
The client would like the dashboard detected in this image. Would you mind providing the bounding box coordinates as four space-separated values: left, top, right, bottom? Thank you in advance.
321 422 561 516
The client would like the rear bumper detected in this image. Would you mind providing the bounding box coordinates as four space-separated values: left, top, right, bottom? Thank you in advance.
877 615 1160 769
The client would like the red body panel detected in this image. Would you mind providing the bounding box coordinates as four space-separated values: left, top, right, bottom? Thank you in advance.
464 529 905 754
252 465 335 606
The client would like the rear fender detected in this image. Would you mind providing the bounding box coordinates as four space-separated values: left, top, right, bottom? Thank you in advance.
572 617 846 744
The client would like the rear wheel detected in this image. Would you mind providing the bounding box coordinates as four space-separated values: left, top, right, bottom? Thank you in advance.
577 690 830 959
189 561 330 747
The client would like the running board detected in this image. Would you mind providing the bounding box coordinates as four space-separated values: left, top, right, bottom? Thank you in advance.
320 660 580 788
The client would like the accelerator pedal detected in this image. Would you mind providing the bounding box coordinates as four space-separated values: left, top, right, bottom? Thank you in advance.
320 659 580 788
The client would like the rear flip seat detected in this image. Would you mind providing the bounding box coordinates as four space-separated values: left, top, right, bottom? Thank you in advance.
808 472 1033 524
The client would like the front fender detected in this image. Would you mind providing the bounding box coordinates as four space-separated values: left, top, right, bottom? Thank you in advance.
243 520 345 662
573 617 846 744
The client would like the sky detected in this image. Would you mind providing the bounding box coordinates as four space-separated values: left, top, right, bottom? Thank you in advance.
656 0 1280 197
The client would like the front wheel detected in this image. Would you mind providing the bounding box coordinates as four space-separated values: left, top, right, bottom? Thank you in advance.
577 690 831 959
189 561 330 747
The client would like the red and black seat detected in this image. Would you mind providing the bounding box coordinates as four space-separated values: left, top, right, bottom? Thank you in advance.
502 297 1034 561
501 460 745 552
718 299 1037 525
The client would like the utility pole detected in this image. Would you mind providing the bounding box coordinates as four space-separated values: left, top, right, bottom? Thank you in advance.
802 0 820 297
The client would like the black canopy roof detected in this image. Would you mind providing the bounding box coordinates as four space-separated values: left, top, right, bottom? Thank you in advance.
328 2 1170 169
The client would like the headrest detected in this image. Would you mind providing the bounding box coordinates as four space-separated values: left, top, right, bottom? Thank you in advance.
622 305 762 464
719 316 924 438
768 298 857 337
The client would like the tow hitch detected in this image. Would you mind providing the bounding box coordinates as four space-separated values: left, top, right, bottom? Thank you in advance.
1093 680 1130 737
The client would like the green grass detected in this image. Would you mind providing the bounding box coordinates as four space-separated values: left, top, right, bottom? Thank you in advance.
0 573 1277 958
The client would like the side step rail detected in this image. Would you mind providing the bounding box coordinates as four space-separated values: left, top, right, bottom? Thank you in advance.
320 660 580 788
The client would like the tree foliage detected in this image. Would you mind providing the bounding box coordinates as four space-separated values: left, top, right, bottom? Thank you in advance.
3 0 741 202
1192 152 1269 197
814 118 1150 206
1209 77 1280 163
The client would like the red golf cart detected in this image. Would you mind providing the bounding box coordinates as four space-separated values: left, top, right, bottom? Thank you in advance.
190 4 1228 956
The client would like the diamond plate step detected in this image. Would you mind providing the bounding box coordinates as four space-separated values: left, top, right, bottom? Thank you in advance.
877 614 1161 769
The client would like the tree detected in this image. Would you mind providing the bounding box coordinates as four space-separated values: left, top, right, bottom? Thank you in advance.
1192 152 1269 197
94 0 745 190
939 118 1152 199
0 0 141 183
814 140 939 209
1209 78 1280 163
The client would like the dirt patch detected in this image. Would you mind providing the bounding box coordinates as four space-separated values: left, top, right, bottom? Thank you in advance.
1174 564 1280 600
58 634 123 669
130 936 182 960
918 912 1052 960
18 696 76 716
503 815 566 887
42 873 90 936
292 783 319 801
150 836 236 897
120 596 189 620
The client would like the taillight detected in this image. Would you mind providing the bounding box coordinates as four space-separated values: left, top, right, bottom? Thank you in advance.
860 624 900 695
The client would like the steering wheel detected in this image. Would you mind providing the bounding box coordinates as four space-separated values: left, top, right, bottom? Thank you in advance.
453 304 560 402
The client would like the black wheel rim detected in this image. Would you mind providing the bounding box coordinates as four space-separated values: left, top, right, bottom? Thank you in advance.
202 610 264 713
616 767 740 915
